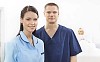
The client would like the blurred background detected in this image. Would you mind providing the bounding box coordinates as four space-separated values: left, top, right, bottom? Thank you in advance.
0 0 100 62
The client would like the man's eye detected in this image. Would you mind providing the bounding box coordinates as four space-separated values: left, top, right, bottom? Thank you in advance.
53 11 57 14
47 12 51 14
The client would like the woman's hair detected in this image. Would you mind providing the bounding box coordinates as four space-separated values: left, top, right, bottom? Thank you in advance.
17 5 39 36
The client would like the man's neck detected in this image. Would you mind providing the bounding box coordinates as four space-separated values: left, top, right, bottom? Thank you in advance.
44 23 59 38
45 23 58 30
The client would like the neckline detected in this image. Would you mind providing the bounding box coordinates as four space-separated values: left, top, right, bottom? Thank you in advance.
43 24 60 39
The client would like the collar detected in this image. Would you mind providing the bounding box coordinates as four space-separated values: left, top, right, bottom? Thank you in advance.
20 31 38 45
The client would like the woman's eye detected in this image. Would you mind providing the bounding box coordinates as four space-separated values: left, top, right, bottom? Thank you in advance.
26 18 30 20
34 18 37 21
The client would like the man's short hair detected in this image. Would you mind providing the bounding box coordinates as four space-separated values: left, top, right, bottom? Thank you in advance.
44 2 59 10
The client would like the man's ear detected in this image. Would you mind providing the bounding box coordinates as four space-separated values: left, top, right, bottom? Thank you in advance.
43 11 45 16
58 11 59 15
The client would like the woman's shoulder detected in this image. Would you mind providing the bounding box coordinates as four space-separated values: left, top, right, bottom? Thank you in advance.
5 36 20 47
34 35 44 45
37 37 44 44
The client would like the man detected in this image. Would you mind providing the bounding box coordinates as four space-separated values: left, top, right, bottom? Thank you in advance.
36 2 82 62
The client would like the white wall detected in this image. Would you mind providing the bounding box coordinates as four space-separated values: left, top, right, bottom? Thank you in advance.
0 7 5 62
0 0 100 44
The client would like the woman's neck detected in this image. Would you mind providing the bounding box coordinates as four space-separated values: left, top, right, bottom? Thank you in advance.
23 30 32 39
23 30 34 46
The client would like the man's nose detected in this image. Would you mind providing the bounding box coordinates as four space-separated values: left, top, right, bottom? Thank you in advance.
50 13 54 16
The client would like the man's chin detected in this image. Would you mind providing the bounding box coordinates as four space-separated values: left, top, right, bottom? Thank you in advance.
49 22 55 24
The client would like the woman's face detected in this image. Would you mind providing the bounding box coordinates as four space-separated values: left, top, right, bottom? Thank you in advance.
20 11 38 33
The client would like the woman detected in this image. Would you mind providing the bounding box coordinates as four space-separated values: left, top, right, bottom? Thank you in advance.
4 6 44 62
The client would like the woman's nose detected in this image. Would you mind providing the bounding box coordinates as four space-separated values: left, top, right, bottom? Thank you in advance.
30 20 35 24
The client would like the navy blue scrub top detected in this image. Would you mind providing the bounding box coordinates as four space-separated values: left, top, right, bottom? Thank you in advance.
36 25 82 62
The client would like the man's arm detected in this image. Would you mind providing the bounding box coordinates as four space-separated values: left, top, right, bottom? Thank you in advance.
70 56 77 62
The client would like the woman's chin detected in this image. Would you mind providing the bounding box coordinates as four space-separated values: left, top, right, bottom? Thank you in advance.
28 30 35 33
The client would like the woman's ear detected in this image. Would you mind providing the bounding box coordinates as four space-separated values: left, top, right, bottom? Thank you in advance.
20 18 23 23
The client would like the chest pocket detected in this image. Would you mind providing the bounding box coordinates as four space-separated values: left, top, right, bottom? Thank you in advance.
17 46 40 62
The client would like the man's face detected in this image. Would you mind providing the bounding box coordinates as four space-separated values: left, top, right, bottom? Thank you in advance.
44 6 59 24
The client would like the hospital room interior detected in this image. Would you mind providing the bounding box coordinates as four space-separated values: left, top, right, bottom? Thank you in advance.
0 0 100 62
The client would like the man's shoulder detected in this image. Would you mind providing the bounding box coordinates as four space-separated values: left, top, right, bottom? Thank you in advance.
35 26 44 38
36 26 44 33
59 25 73 32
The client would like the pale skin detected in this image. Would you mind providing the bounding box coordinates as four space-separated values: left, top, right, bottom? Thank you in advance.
20 11 38 46
44 5 77 62
44 6 59 38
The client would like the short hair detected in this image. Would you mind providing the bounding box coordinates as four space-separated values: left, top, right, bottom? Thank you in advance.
44 2 59 10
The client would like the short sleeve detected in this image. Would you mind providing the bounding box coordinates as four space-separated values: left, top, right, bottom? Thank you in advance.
4 41 17 62
69 29 82 56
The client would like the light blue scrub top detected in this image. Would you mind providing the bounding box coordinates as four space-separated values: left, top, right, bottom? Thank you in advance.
4 31 44 62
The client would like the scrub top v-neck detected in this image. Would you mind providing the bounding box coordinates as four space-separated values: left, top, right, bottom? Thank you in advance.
36 25 82 62
42 25 60 44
